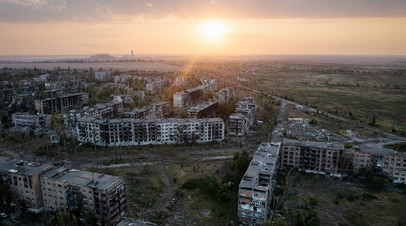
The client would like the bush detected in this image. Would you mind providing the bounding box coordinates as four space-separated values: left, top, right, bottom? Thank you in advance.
362 193 377 200
181 175 229 203
334 197 340 205
310 197 318 207
346 191 357 201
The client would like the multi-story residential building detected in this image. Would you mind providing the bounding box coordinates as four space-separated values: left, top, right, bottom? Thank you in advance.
12 112 52 131
187 100 218 119
35 92 89 114
238 142 280 225
346 144 406 183
216 87 234 103
150 102 170 118
41 167 126 225
122 102 169 120
2 159 54 212
229 113 250 136
235 97 257 111
146 80 165 94
0 88 15 104
95 71 112 81
280 139 345 177
77 117 225 146
228 97 256 136
173 91 189 108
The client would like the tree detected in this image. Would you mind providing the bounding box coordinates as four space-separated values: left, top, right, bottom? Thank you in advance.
56 210 78 226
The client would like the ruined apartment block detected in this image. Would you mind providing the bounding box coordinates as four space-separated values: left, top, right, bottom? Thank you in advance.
280 139 345 177
187 100 218 119
215 87 234 103
0 157 126 225
0 88 15 104
35 92 89 114
228 97 256 136
12 112 52 131
41 167 126 225
347 144 406 183
77 117 225 146
238 142 280 225
173 80 217 108
122 101 169 120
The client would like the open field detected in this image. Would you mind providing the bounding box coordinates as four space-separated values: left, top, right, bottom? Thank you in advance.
250 63 406 135
282 171 406 225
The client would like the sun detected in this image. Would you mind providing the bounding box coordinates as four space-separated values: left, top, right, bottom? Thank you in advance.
197 19 230 42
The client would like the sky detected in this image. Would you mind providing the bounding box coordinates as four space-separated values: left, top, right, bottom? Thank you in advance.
0 0 406 55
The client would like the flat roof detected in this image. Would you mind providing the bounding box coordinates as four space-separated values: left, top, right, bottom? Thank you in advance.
282 138 343 150
239 142 280 190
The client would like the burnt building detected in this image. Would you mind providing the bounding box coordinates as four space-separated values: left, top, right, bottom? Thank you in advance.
187 100 218 119
35 92 89 114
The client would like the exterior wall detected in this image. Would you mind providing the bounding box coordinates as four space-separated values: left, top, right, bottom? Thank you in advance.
173 92 188 108
280 141 344 177
0 88 15 104
35 92 89 114
77 117 225 146
12 113 51 130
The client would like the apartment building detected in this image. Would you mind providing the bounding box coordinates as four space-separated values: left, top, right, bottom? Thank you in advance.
95 71 112 81
346 144 406 183
173 91 189 108
122 102 169 120
238 142 280 225
0 157 127 224
228 97 256 136
187 100 218 119
77 117 225 146
41 167 126 225
216 87 234 103
12 112 51 131
35 92 89 114
0 88 15 104
146 80 165 94
0 157 55 213
280 139 345 177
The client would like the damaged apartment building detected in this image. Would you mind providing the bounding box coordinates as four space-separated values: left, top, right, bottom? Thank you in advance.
122 102 169 120
280 139 406 183
238 142 280 225
76 117 224 146
63 99 123 132
35 92 89 114
173 79 217 107
229 97 256 136
187 100 218 119
0 156 126 225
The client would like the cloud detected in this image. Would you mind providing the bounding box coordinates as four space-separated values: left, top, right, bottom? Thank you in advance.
1 0 406 22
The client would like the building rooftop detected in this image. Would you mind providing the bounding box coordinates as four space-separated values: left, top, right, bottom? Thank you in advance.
48 168 123 190
0 156 21 173
239 142 280 190
282 138 344 150
187 100 218 113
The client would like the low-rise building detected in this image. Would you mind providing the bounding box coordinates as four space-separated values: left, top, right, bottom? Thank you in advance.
238 142 280 225
12 113 51 131
228 97 256 136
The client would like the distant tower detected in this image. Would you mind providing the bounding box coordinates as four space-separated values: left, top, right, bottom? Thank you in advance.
131 50 134 59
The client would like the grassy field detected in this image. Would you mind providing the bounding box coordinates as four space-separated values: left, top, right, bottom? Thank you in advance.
282 171 406 225
88 165 164 219
251 63 406 135
166 160 238 225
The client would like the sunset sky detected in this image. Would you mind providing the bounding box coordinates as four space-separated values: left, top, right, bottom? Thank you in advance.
1 0 406 55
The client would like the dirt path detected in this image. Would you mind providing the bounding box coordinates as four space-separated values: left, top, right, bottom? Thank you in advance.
147 164 175 220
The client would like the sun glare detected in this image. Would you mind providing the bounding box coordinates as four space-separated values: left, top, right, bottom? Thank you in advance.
197 19 230 42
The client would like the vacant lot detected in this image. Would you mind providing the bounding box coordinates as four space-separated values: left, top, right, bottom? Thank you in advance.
282 171 406 225
252 63 406 135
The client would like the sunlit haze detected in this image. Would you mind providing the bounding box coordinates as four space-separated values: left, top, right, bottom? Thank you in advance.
0 1 405 55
